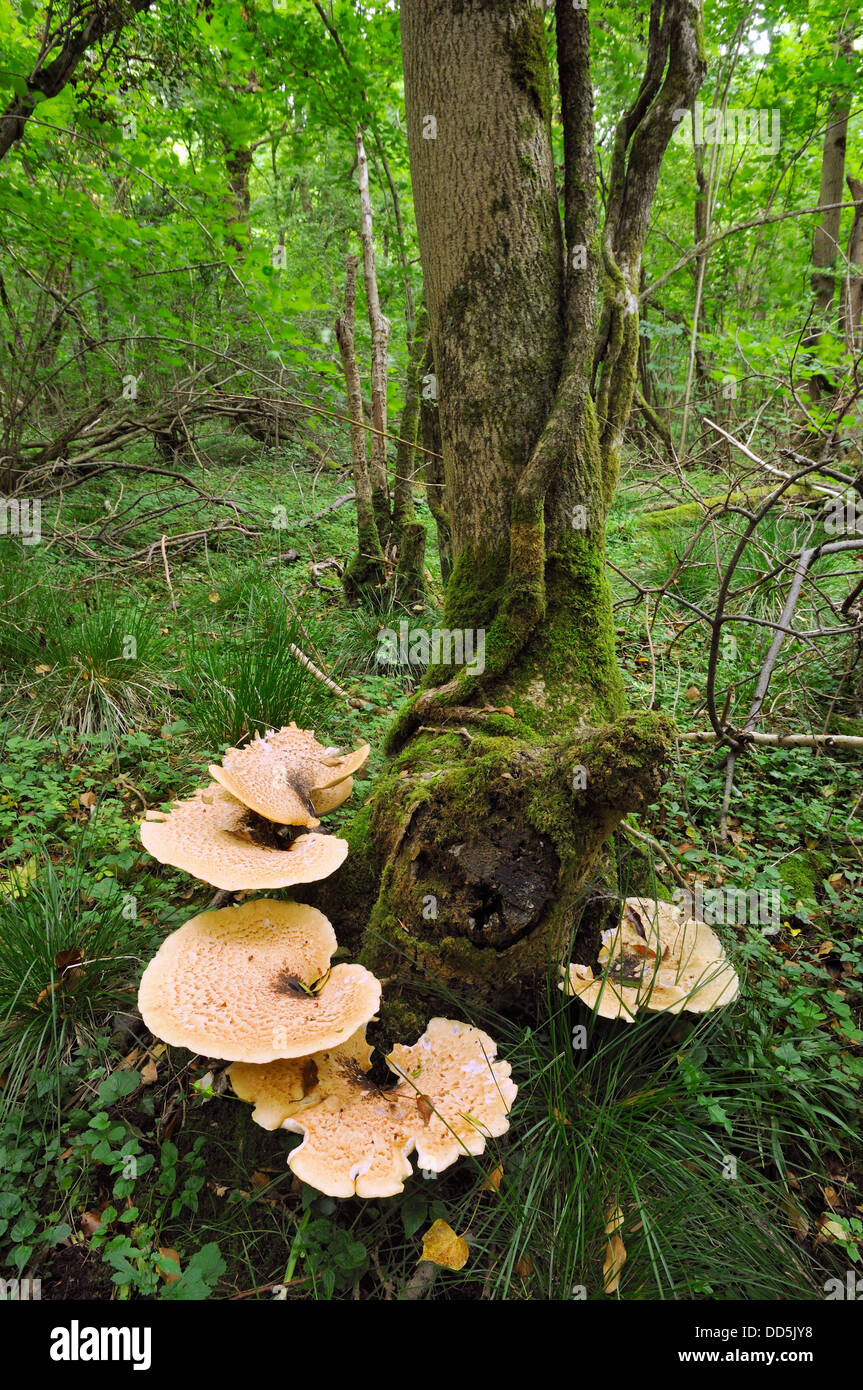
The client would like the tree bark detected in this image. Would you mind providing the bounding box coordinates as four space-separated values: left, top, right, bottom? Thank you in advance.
805 27 854 398
842 176 863 350
356 128 393 544
335 254 387 595
342 0 702 1032
392 309 428 605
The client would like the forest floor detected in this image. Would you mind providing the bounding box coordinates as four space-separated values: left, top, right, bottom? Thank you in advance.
1 423 861 1301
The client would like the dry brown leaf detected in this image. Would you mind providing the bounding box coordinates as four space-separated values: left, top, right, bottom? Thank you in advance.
603 1232 627 1293
157 1248 181 1283
817 1214 850 1243
420 1219 469 1271
81 1210 106 1237
782 1195 809 1240
480 1163 503 1192
140 1057 159 1085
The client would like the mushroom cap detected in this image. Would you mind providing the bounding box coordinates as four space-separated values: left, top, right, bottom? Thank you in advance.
137 898 381 1062
310 742 370 791
228 1027 374 1130
205 725 369 825
282 1017 517 1198
310 776 354 816
209 753 320 829
140 783 347 890
561 897 739 1020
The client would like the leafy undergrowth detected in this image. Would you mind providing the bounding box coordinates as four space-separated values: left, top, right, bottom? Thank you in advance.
0 439 861 1300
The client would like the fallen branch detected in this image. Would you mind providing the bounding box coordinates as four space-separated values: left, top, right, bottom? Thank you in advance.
677 729 863 749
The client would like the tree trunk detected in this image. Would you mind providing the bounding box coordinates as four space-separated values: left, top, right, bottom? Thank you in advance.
344 0 702 1033
419 338 452 584
392 309 428 605
842 176 863 350
336 254 387 595
356 129 393 544
805 27 854 399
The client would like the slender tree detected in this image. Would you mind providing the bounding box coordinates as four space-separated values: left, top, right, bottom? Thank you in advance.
348 0 706 1025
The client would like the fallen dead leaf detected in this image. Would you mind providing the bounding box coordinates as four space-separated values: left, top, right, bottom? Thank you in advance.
157 1248 181 1283
782 1195 809 1240
420 1219 469 1271
81 1210 107 1237
816 1214 851 1243
480 1164 503 1192
603 1204 626 1293
140 1057 159 1085
603 1232 627 1293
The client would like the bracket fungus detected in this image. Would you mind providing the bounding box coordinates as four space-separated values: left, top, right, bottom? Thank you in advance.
140 783 348 891
229 1017 517 1198
138 899 381 1062
561 897 739 1022
310 775 354 816
228 1026 375 1130
137 725 517 1208
208 724 369 827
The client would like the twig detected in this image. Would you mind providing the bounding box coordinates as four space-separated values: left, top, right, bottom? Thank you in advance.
619 821 688 890
677 730 863 749
295 490 356 526
159 534 177 612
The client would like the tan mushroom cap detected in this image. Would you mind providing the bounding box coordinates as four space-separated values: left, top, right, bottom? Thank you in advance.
206 725 369 825
140 783 347 890
228 1027 374 1130
282 1017 517 1199
310 776 354 816
209 748 320 829
138 898 381 1062
561 896 739 1021
311 742 370 791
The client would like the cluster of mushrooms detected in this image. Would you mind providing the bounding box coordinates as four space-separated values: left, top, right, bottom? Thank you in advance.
137 725 517 1199
561 896 740 1023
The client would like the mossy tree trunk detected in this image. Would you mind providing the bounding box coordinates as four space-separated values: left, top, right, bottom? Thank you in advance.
352 0 704 1031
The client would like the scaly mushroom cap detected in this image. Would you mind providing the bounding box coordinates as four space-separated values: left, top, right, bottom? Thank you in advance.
310 776 354 816
138 899 380 1062
311 742 370 791
561 896 739 1021
140 783 347 890
206 725 369 825
282 1018 517 1198
228 1027 374 1130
